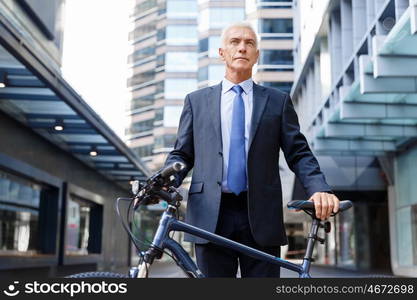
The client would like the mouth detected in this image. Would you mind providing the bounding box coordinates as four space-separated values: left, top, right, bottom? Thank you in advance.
234 57 249 61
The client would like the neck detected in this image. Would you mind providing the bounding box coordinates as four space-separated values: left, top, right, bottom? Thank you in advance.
225 69 252 84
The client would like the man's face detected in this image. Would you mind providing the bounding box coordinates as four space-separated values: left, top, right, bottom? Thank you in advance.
219 26 259 73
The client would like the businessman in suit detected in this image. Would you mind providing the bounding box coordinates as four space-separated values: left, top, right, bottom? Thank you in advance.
163 22 340 277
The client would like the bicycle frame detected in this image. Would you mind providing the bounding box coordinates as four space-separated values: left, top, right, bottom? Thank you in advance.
133 204 322 278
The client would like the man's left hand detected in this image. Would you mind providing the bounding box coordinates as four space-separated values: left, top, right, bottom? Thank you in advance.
309 192 340 220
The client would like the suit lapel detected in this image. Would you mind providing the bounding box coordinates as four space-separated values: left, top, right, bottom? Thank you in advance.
207 82 223 150
249 83 269 151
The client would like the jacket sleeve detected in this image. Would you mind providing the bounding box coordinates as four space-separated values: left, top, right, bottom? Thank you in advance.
280 93 332 198
162 94 194 187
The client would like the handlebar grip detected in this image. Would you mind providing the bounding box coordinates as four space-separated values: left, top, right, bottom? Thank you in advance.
160 162 185 178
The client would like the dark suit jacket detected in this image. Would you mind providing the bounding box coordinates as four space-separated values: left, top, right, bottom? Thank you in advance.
163 82 332 246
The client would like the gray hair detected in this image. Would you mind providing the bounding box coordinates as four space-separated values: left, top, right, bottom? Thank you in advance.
220 21 259 49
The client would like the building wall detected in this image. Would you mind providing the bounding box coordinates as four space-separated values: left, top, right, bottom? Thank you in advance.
0 110 131 277
291 0 417 276
0 0 65 69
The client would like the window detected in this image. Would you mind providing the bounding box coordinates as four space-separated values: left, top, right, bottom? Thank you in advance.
133 0 157 16
164 78 197 99
130 21 157 40
208 36 221 58
259 19 293 33
155 134 177 149
132 145 154 157
166 25 197 45
163 106 183 127
199 36 220 57
208 65 225 82
167 0 197 19
262 81 293 93
260 50 293 65
128 46 155 64
65 194 103 255
130 95 154 111
198 8 245 31
0 169 57 255
165 52 198 72
128 70 155 86
198 66 208 82
128 119 154 134
199 38 208 53
198 65 224 83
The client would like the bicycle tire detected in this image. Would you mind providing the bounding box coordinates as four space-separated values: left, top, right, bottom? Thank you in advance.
66 272 128 278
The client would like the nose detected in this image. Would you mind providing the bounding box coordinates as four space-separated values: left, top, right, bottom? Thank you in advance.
237 41 247 53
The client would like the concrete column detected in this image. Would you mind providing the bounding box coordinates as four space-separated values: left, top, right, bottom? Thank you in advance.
341 0 353 66
394 0 409 20
366 0 376 27
352 0 367 49
330 10 342 86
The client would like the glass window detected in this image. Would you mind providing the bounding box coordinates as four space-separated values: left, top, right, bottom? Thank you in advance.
66 195 103 255
260 50 293 65
165 52 198 72
198 8 245 31
128 46 155 64
128 119 154 134
132 145 153 157
165 78 197 99
130 21 157 40
0 169 55 255
262 81 293 93
130 95 154 111
163 106 183 127
167 0 197 19
198 66 208 82
166 25 198 45
155 134 177 148
128 70 155 87
208 65 225 82
259 19 293 33
133 0 157 16
336 208 356 267
199 38 208 53
208 36 221 58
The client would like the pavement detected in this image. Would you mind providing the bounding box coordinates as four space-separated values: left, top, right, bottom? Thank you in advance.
125 258 394 278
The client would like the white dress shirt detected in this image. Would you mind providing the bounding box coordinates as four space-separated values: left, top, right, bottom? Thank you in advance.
220 77 253 193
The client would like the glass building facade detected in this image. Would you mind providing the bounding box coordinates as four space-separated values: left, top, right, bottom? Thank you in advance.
127 0 198 172
246 0 294 94
197 0 246 88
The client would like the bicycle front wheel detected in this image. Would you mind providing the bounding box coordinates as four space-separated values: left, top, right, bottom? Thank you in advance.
66 272 128 278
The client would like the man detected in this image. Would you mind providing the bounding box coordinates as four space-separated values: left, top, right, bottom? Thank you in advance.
163 22 340 277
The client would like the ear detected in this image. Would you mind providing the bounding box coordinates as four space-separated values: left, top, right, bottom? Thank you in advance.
219 48 225 61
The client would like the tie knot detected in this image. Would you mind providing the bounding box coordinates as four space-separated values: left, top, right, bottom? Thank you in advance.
232 85 244 95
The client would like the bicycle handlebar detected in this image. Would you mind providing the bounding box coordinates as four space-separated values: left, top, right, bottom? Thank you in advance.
159 161 185 179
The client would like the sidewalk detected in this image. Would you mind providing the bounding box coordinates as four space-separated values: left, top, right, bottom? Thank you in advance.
125 259 395 278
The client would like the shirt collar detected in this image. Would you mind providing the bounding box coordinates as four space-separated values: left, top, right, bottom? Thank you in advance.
221 77 253 95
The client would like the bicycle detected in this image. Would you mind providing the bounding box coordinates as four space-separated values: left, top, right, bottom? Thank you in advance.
67 162 352 278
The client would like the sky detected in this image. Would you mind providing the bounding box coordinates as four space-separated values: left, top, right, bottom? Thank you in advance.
61 0 133 138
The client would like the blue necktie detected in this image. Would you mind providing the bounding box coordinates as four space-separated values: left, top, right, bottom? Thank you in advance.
227 85 247 195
